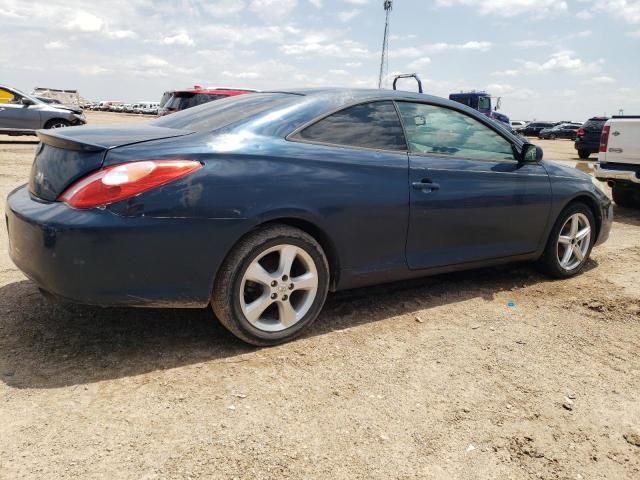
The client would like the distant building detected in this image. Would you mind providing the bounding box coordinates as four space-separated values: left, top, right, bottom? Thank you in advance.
31 87 86 106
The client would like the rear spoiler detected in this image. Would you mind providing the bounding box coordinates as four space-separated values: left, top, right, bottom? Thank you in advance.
36 130 104 152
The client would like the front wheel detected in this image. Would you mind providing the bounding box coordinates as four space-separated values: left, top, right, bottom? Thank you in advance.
539 203 595 278
44 119 71 129
212 225 330 346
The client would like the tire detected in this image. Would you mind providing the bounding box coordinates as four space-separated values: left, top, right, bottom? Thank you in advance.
539 203 596 278
612 185 638 208
44 119 71 129
578 149 590 159
212 225 330 346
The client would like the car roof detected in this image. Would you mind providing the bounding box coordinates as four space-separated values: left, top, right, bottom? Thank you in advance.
175 86 255 95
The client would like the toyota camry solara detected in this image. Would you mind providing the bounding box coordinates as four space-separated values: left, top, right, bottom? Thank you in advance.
6 89 612 345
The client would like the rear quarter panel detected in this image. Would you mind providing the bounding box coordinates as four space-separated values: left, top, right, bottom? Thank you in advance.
104 134 411 288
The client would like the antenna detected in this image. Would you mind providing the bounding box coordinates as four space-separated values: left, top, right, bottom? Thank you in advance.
378 1 393 88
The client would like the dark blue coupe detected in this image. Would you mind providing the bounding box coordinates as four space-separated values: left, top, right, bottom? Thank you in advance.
6 89 612 345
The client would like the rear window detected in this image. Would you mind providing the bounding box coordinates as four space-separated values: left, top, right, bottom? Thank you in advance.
163 92 225 111
584 119 607 130
151 93 298 133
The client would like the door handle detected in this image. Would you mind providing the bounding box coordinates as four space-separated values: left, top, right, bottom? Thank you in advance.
412 179 440 192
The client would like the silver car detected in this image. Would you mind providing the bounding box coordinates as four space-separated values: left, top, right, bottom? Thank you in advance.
0 85 86 135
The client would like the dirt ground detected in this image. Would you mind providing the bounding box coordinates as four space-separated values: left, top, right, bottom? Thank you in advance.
0 112 639 479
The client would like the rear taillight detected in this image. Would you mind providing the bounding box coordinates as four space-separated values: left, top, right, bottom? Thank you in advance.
58 160 202 209
599 125 610 153
576 128 584 137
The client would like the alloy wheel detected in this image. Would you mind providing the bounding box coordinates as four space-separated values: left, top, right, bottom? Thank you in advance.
556 213 591 271
240 244 319 332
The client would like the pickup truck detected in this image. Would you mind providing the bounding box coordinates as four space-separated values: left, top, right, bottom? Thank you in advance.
595 116 640 207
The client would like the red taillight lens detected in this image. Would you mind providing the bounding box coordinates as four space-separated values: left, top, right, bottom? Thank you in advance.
576 128 584 137
59 160 202 209
599 125 610 153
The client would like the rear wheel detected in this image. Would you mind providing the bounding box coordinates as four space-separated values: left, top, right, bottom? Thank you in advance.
577 149 590 159
212 225 330 346
612 184 639 208
44 119 71 129
540 203 595 278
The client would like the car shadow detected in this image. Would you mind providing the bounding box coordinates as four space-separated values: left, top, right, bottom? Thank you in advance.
613 205 640 226
0 261 597 389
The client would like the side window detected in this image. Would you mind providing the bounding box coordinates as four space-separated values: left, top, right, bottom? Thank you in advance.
396 102 515 161
0 88 17 104
295 101 407 151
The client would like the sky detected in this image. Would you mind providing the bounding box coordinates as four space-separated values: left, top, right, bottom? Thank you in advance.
1 0 639 121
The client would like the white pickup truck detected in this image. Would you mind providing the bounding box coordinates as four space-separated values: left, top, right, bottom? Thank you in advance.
595 116 640 208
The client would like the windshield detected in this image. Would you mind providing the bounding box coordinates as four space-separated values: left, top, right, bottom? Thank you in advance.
478 96 491 111
152 93 299 132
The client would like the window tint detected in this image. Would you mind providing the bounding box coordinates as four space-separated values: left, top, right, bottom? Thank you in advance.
396 102 515 161
296 101 407 151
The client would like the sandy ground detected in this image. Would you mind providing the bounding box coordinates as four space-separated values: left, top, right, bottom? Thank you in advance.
0 112 639 479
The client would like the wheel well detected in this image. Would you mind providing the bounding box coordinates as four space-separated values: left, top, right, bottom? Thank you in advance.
566 195 601 238
44 118 69 129
256 218 340 290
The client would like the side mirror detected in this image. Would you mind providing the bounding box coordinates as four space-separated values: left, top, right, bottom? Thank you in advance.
21 97 35 106
521 143 543 163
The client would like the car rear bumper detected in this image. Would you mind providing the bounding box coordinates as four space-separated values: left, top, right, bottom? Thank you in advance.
595 163 640 184
6 185 243 308
574 138 599 153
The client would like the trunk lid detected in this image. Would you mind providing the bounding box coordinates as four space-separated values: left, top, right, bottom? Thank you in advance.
29 125 193 201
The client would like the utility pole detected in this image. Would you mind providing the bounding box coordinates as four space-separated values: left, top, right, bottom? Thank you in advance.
378 1 392 88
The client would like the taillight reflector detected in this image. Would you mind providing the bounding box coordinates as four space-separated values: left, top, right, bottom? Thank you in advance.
576 127 584 137
58 160 202 209
599 125 610 153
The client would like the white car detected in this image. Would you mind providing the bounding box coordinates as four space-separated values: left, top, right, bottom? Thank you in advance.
511 120 528 132
595 116 640 208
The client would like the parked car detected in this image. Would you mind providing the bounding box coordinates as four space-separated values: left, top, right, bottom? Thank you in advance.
157 86 254 116
538 123 582 140
511 120 528 132
6 89 612 345
0 84 86 135
575 117 609 159
595 116 640 207
520 122 556 137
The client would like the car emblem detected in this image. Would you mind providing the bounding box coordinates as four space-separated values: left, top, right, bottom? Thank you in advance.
612 131 621 136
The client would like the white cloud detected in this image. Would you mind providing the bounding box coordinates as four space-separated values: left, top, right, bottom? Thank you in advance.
592 0 640 24
338 9 361 22
423 41 492 53
44 41 67 50
436 0 568 18
105 29 137 39
308 0 323 7
221 70 260 79
162 32 195 46
64 11 104 32
249 0 298 22
587 75 616 84
345 0 369 4
407 57 432 70
204 0 248 17
328 69 349 75
520 51 603 74
492 69 519 76
485 83 539 100
629 29 640 37
345 61 362 67
143 56 169 67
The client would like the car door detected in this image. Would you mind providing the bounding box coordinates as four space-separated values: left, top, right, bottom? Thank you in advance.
395 101 552 270
0 88 41 129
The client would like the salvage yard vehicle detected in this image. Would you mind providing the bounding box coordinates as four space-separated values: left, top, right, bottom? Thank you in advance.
157 86 254 116
520 121 556 137
0 84 86 135
575 116 609 159
6 89 612 345
595 116 640 207
538 123 582 140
